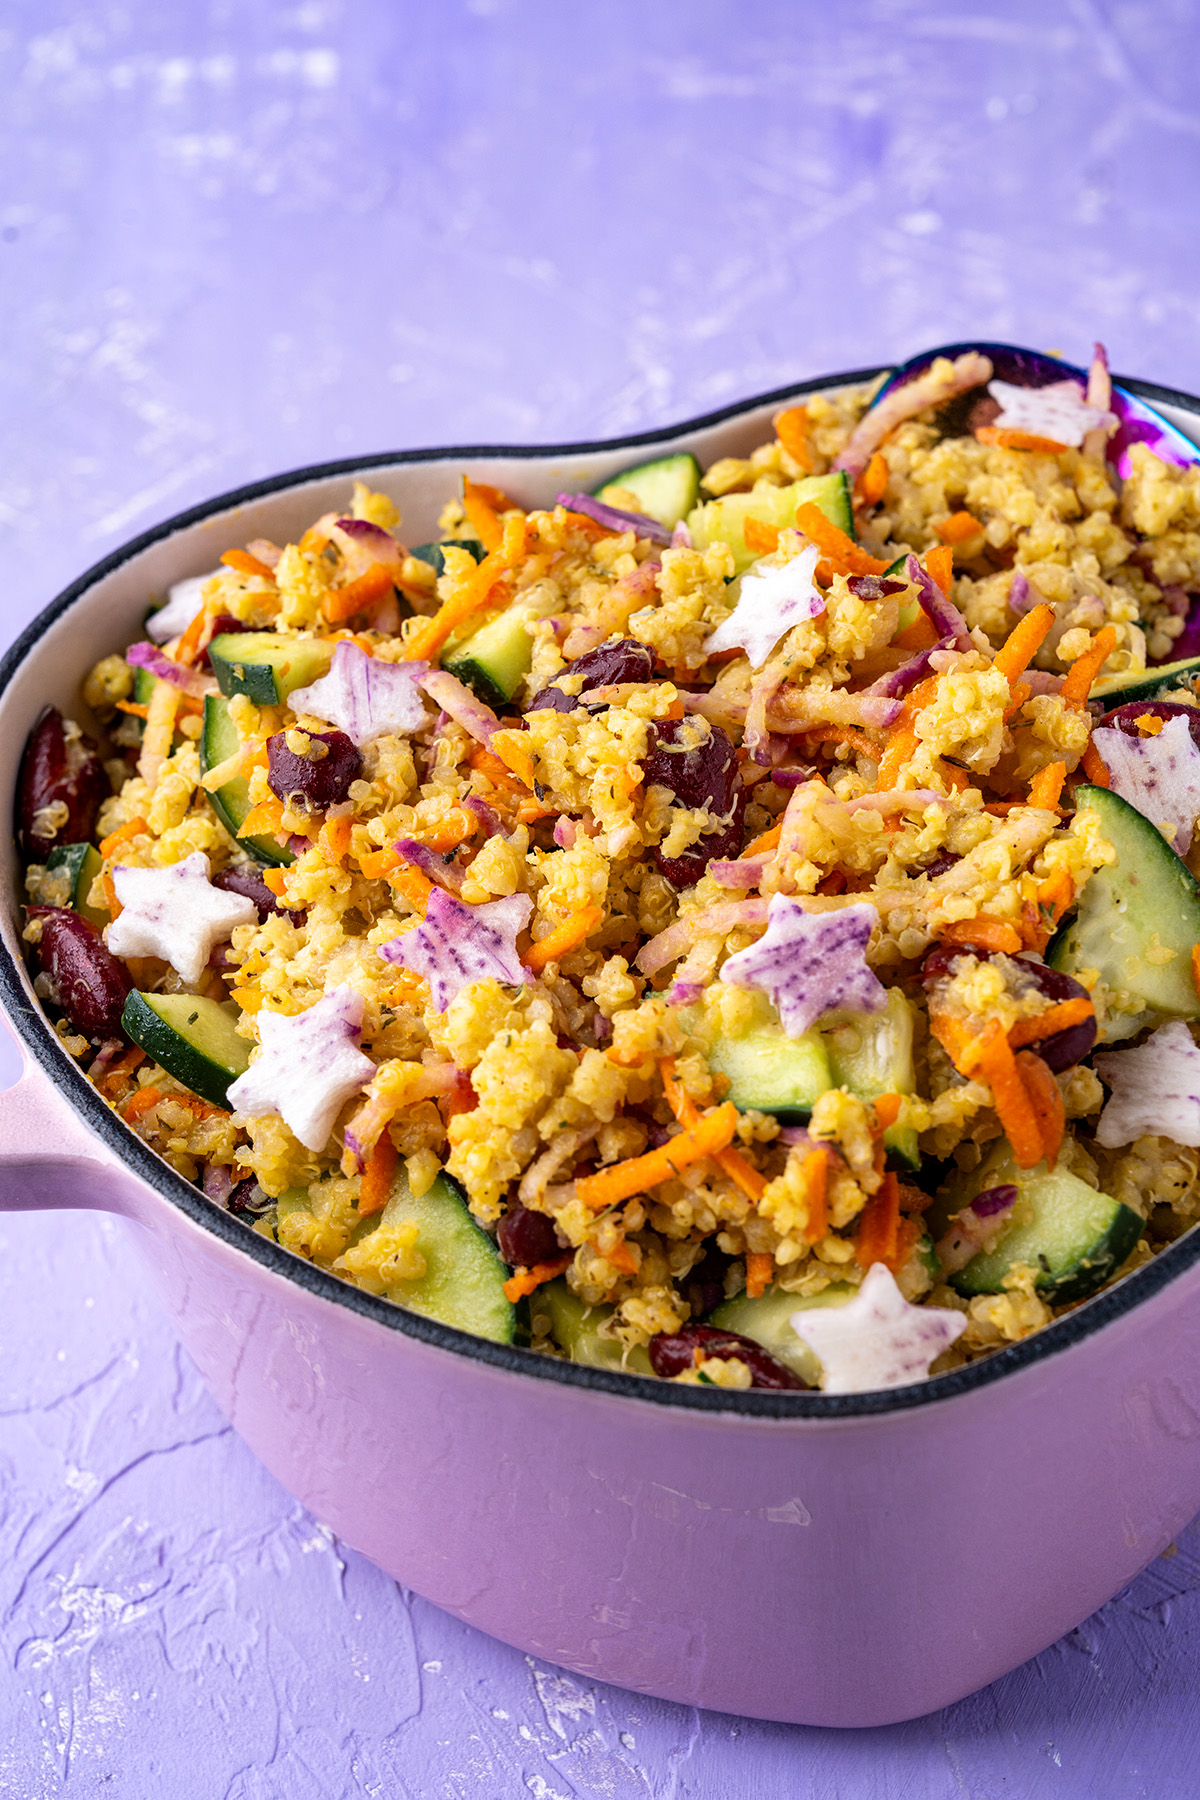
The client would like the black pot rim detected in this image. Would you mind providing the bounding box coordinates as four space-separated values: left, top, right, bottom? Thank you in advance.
5 357 1200 1422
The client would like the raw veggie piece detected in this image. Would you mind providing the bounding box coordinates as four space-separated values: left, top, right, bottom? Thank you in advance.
946 1147 1142 1304
45 841 106 929
540 1277 652 1373
687 472 855 574
1047 785 1200 1031
443 603 536 706
824 989 920 1170
201 695 294 868
342 1168 515 1343
382 888 532 1011
208 631 334 706
121 990 252 1109
225 985 375 1153
703 544 824 668
706 1008 833 1121
409 539 487 577
1093 1019 1200 1149
708 1283 857 1386
593 453 701 531
787 1262 966 1392
1091 712 1200 850
288 640 428 745
1092 656 1200 707
719 897 886 1039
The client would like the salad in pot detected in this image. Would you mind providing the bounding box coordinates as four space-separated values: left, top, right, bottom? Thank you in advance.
18 341 1200 1397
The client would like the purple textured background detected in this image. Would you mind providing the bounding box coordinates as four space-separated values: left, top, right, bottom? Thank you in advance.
4 1 1200 1792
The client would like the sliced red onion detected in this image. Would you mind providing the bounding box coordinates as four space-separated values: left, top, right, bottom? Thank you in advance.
720 897 886 1038
1024 670 1065 697
1095 1019 1200 1148
1091 713 1200 850
395 837 465 895
867 636 955 700
553 817 577 849
671 519 693 549
935 1184 1018 1274
1086 342 1111 414
125 640 211 698
226 985 376 1152
555 492 672 546
289 641 428 746
666 978 705 1007
771 686 902 732
834 351 994 479
203 1164 235 1204
636 897 770 977
381 889 533 1011
709 855 771 889
464 794 504 839
420 668 503 748
771 764 820 788
907 555 973 651
330 516 407 579
1009 572 1031 616
847 575 906 601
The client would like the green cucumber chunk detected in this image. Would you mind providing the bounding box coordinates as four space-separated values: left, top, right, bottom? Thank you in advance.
540 1278 652 1374
443 604 535 706
882 554 923 636
686 472 855 575
594 453 701 530
409 539 487 577
1047 785 1200 1033
947 1148 1142 1305
1092 655 1200 707
208 631 334 706
708 1284 857 1387
344 1169 515 1343
45 842 106 930
200 694 293 868
824 989 920 1170
707 1021 832 1123
121 991 251 1109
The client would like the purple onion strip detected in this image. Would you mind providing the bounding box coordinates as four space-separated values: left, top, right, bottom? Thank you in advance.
556 492 672 547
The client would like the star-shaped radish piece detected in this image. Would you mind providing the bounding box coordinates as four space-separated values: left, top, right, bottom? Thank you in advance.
106 852 258 984
719 897 886 1038
1094 1019 1200 1148
288 640 429 746
226 984 376 1151
146 572 220 644
1091 713 1200 851
703 543 824 669
790 1263 966 1394
988 378 1116 448
381 888 533 1012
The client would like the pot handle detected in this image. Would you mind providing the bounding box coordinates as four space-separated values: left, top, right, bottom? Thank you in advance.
0 1041 133 1215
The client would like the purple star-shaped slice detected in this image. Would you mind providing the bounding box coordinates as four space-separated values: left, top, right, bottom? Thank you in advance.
703 543 825 669
382 888 533 1012
791 1264 966 1393
1090 713 1200 852
718 896 886 1038
226 984 376 1151
288 640 429 745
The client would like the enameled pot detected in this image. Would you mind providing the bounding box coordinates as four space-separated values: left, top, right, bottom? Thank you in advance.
5 367 1200 1729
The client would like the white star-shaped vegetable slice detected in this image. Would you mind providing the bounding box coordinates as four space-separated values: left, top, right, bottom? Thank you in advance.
719 897 886 1038
988 378 1115 447
791 1263 966 1393
146 572 220 644
226 985 376 1151
288 640 429 745
382 888 533 1012
703 543 824 669
106 852 258 984
1091 713 1200 852
1094 1019 1200 1148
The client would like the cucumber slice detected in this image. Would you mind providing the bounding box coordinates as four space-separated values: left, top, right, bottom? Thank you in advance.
201 695 293 868
824 990 920 1170
594 453 701 530
443 604 535 706
707 1020 832 1122
1047 785 1200 1030
540 1278 652 1374
121 991 252 1109
1092 656 1200 707
208 632 334 707
44 842 106 929
947 1149 1142 1304
708 1284 856 1386
409 539 487 577
687 472 856 575
346 1168 515 1343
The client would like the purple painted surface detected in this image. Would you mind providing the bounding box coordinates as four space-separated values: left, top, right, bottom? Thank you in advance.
4 0 1200 1790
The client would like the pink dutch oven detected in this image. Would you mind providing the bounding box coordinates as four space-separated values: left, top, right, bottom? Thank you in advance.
4 361 1200 1730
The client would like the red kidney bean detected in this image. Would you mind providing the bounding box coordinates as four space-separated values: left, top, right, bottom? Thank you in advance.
18 708 109 860
527 639 655 713
497 1202 562 1268
266 729 362 812
847 575 906 601
923 945 1096 1070
227 1178 272 1220
922 850 962 879
199 614 252 669
213 866 286 920
1095 700 1200 752
28 906 133 1040
649 1324 807 1390
645 716 746 887
685 1245 731 1319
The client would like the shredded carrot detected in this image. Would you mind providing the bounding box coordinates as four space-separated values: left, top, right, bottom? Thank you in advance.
1061 626 1118 708
1036 866 1075 925
856 1172 902 1272
1004 681 1033 722
96 1045 145 1095
490 732 536 788
871 1092 904 1135
321 814 353 862
238 796 287 839
745 1251 774 1300
601 1239 639 1277
874 725 919 792
975 426 1070 455
114 699 151 720
575 1103 739 1210
924 544 954 596
401 511 527 662
358 847 402 880
262 869 288 896
437 1078 478 1126
774 405 814 472
798 724 882 761
324 561 395 624
298 524 330 555
935 510 983 546
462 475 504 553
970 1021 1044 1169
101 870 121 920
469 480 515 516
414 812 473 853
358 1130 398 1219
1080 740 1111 787
1193 944 1200 1002
992 603 1056 687
526 905 603 975
743 517 780 555
742 822 784 860
659 1056 768 1202
892 612 940 652
1008 996 1094 1050
123 1085 164 1123
469 745 533 799
514 796 555 825
938 916 1024 956
502 1253 573 1304
1016 1049 1064 1170
99 816 149 859
174 607 212 667
799 1148 828 1244
857 451 889 507
1027 760 1067 811
221 548 275 580
794 502 888 577
391 864 435 915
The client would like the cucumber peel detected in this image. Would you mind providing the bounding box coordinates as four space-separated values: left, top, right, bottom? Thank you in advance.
201 694 293 868
594 453 701 530
687 472 855 574
121 990 252 1109
208 631 334 707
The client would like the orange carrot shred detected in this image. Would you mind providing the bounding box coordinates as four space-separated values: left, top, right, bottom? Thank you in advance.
462 475 504 553
114 700 151 719
743 517 781 555
874 725 919 792
502 1253 573 1304
101 870 121 920
1080 740 1110 787
1193 944 1200 1002
975 426 1071 455
1007 996 1094 1050
123 1085 164 1123
576 1104 739 1210
1016 1049 1065 1170
221 548 275 580
935 510 983 545
938 916 1024 956
800 1149 828 1244
1061 626 1118 708
358 1131 398 1219
794 502 888 577
659 1056 768 1202
871 1093 904 1135
174 607 212 667
324 561 395 623
526 906 603 975
774 405 814 472
857 451 889 507
992 603 1056 687
99 816 149 858
238 796 287 839
798 724 882 761
892 613 940 652
924 545 954 596
321 814 353 862
745 1251 773 1299
390 864 434 915
402 511 527 663
358 847 402 880
1028 760 1067 811
970 1021 1044 1169
856 1172 902 1272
